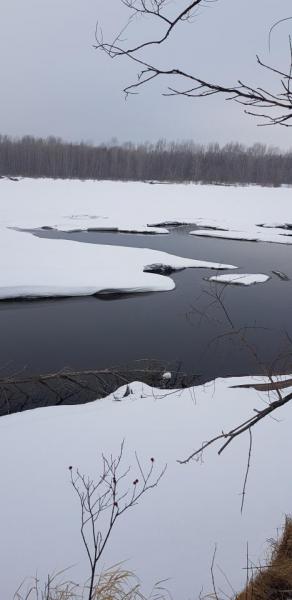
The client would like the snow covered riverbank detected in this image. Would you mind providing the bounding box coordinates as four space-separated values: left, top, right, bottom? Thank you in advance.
0 374 291 598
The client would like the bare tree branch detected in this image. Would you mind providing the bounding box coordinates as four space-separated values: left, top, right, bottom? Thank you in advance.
94 1 211 57
95 1 292 125
240 429 252 514
179 280 292 468
178 374 292 465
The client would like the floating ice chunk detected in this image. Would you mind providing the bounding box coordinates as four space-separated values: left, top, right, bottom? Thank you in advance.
162 372 172 380
207 273 270 286
190 228 292 244
144 258 236 275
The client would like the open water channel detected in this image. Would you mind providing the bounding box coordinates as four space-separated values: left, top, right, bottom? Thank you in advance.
1 225 291 387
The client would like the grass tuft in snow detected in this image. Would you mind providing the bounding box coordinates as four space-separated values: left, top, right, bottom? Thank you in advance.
236 517 292 600
14 565 169 600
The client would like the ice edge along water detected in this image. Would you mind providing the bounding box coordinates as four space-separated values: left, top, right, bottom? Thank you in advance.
0 227 237 300
1 178 292 246
2 177 290 298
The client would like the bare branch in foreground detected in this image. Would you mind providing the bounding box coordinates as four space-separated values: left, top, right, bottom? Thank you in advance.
240 429 252 514
179 384 292 465
95 1 292 125
179 278 292 467
95 1 209 58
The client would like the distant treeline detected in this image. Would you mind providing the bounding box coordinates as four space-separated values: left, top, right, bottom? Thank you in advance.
1 135 292 185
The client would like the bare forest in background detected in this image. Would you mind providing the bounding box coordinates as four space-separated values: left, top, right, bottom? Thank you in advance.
1 135 292 185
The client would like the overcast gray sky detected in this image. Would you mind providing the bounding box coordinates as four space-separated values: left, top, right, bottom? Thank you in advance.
1 0 292 148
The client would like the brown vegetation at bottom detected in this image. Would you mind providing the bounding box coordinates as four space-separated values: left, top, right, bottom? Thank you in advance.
236 517 292 600
15 565 167 600
15 515 292 600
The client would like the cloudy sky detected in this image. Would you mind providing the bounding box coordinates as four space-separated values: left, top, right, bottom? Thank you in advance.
1 0 292 148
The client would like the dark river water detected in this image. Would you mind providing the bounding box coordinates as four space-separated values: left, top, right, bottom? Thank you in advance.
1 226 292 389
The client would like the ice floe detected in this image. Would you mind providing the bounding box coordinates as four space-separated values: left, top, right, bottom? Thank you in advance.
207 273 270 286
190 228 292 244
40 219 170 235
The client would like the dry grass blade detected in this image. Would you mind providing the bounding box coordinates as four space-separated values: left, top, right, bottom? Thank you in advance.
15 565 168 600
89 565 144 600
236 516 292 600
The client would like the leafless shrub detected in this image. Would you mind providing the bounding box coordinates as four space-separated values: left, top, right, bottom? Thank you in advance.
14 444 166 600
69 442 166 600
